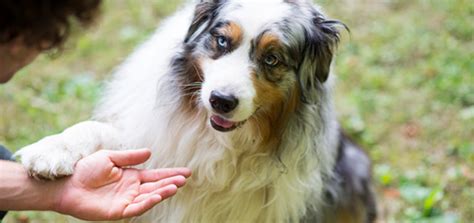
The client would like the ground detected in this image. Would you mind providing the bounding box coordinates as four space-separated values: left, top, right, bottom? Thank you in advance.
1 0 472 222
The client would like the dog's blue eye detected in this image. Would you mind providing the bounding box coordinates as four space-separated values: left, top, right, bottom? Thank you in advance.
264 55 279 67
216 36 228 48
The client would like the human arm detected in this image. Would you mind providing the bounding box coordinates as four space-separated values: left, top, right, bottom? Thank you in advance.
0 160 59 211
0 149 191 220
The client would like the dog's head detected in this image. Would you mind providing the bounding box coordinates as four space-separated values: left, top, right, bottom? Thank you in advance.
175 0 344 133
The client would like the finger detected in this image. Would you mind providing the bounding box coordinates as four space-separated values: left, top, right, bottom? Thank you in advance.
139 175 187 194
122 194 162 218
132 192 156 204
107 149 151 167
131 184 178 205
124 184 178 218
154 184 179 201
139 167 191 182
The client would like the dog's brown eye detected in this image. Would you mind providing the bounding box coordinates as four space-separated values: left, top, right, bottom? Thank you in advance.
263 55 279 67
216 36 229 49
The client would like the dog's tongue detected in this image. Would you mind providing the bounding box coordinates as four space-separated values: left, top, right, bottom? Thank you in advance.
211 115 235 129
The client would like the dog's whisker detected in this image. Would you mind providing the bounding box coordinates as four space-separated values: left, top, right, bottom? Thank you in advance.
179 82 203 87
191 63 204 82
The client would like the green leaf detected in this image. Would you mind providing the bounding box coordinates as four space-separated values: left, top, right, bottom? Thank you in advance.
423 188 444 216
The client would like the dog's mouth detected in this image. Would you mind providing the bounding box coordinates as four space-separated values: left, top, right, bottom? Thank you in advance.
210 115 246 132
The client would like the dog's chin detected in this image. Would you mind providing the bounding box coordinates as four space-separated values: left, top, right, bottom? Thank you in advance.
210 115 247 132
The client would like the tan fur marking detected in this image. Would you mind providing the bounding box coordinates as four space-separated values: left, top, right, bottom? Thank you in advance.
257 33 281 55
180 56 204 114
322 200 369 223
250 72 300 149
227 22 243 46
218 22 243 47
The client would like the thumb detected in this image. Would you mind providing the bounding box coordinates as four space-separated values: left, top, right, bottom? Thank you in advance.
107 149 151 167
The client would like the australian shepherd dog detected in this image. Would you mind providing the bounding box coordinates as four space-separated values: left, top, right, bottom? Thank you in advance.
16 0 377 222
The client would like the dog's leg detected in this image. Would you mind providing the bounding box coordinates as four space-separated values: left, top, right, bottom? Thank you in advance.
14 121 124 180
302 132 377 223
322 133 377 223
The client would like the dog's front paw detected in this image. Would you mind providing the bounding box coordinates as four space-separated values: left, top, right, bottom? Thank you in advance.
14 135 83 180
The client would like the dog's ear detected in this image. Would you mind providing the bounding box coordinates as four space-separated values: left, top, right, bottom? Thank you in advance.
298 13 346 103
185 0 224 43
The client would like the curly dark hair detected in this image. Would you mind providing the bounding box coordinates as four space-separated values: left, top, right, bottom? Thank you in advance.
0 0 102 50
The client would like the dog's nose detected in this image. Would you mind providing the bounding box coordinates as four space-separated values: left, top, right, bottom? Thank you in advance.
210 91 239 114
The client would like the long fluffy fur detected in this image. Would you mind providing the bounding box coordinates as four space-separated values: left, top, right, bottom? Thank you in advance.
16 1 376 222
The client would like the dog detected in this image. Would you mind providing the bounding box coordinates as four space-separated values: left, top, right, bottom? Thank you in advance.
15 0 377 222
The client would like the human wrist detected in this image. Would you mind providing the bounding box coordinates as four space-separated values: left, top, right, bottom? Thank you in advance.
46 177 72 215
0 161 62 211
19 170 66 211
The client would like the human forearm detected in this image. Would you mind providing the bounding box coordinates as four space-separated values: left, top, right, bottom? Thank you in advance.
0 160 62 211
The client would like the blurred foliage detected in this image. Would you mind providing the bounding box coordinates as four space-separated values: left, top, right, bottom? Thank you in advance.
1 0 473 222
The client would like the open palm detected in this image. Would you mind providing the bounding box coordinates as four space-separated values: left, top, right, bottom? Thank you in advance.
54 149 191 221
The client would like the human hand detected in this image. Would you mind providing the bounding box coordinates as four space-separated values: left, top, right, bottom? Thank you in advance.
52 149 191 220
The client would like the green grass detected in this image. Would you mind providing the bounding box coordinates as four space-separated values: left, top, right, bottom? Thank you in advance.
1 0 473 222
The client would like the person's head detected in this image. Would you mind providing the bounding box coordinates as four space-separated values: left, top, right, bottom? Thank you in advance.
0 0 102 83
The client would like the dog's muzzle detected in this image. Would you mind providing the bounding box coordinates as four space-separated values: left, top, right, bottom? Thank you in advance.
209 90 246 132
